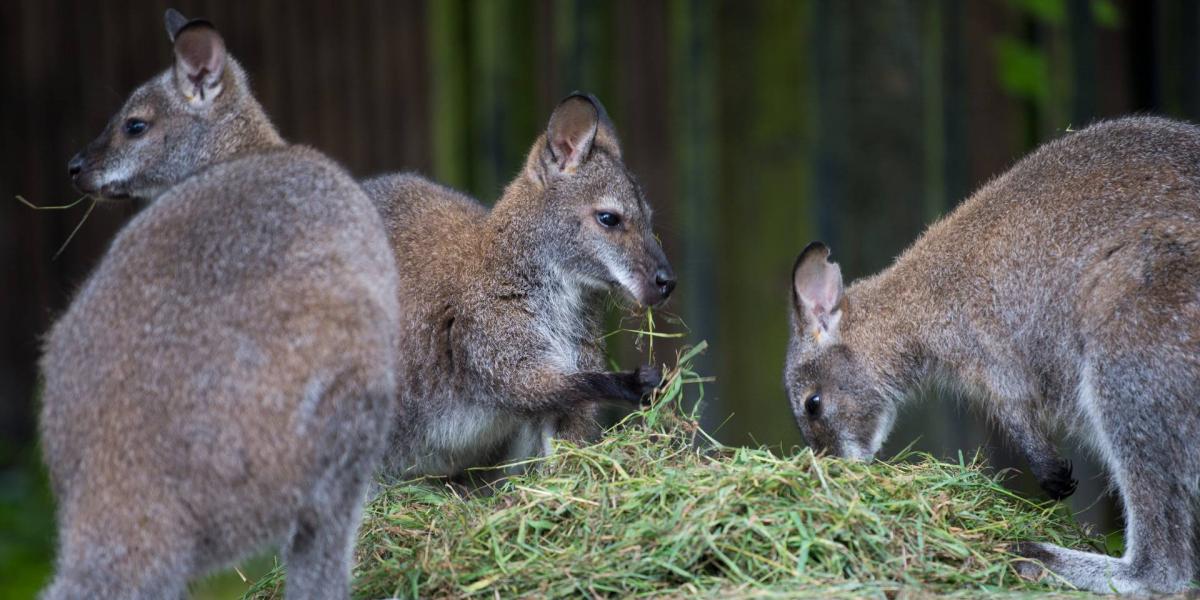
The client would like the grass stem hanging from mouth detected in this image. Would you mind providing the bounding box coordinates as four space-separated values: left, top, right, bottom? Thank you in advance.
14 195 98 260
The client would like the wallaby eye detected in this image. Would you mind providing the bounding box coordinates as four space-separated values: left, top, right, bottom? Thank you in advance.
804 393 822 418
123 118 149 137
596 211 621 228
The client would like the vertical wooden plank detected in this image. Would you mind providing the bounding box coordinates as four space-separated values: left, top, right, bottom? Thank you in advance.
940 0 968 207
339 0 369 172
428 0 469 189
554 0 613 100
1042 7 1072 135
810 0 847 254
1125 0 1157 110
282 0 312 143
1067 0 1097 123
921 0 947 223
255 0 285 129
469 0 538 201
1181 0 1200 119
963 0 1022 187
1157 0 1200 119
668 0 720 428
713 0 810 447
398 0 432 174
1095 2 1131 116
0 0 31 447
609 0 679 372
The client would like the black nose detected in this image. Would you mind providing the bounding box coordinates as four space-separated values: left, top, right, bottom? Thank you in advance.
68 153 85 177
655 268 676 299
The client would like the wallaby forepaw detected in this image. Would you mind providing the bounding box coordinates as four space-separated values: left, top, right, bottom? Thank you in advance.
1038 459 1077 501
1008 541 1053 581
634 364 663 403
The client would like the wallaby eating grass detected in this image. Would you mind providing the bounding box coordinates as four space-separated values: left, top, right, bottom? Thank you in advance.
785 116 1200 593
365 93 675 483
40 10 399 600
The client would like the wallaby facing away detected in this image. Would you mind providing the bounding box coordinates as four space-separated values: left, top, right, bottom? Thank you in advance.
365 94 674 482
783 116 1200 593
41 11 399 599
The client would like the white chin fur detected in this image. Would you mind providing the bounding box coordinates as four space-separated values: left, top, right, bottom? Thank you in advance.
605 263 645 305
839 439 873 461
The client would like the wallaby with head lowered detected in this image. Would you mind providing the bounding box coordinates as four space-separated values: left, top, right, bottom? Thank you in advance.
366 94 674 482
41 10 399 599
785 116 1200 593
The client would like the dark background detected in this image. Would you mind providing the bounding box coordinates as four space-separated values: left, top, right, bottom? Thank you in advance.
2 0 1195 596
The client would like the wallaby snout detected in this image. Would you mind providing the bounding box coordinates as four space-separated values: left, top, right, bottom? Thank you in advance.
640 245 676 307
67 138 129 198
653 265 677 302
66 153 83 177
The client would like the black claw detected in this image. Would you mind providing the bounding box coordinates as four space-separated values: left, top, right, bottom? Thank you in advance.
1038 459 1077 501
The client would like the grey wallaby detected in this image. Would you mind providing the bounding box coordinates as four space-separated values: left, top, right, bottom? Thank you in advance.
784 116 1200 593
41 10 399 599
365 93 674 482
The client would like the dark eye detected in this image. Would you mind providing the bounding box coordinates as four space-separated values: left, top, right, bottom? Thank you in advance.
123 118 149 137
804 393 822 418
596 211 621 228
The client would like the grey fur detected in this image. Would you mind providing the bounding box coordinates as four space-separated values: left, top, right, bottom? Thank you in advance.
365 93 673 483
42 11 399 600
785 116 1200 594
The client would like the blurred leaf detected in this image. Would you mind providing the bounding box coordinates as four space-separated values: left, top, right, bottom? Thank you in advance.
1008 0 1065 25
995 37 1050 104
1091 0 1121 28
0 457 55 600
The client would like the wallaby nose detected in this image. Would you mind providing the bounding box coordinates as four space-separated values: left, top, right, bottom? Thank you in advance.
67 153 85 177
655 268 677 299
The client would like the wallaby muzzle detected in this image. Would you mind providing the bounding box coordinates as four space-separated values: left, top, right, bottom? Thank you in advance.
68 134 130 199
640 243 676 307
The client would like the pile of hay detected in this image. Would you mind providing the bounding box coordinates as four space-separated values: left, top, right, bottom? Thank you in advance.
246 342 1100 598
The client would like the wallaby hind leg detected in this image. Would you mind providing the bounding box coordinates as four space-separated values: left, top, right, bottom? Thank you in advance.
282 476 368 600
281 381 388 600
42 499 191 600
1014 358 1198 593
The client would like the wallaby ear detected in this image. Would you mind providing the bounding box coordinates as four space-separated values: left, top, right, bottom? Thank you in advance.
792 241 845 344
583 92 622 159
168 12 226 107
164 8 190 41
546 94 599 172
526 92 626 187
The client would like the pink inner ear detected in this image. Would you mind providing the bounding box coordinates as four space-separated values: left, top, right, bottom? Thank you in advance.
794 253 843 326
175 27 225 97
555 137 577 168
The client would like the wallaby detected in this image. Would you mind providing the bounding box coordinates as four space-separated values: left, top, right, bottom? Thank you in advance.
41 10 399 599
365 93 674 482
784 116 1200 594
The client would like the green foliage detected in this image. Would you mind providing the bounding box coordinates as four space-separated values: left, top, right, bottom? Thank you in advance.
1090 0 1121 28
996 38 1052 104
245 341 1103 599
0 450 55 600
1008 0 1066 25
1006 0 1119 28
996 0 1122 109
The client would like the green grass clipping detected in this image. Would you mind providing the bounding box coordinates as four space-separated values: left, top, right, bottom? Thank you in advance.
245 338 1102 599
